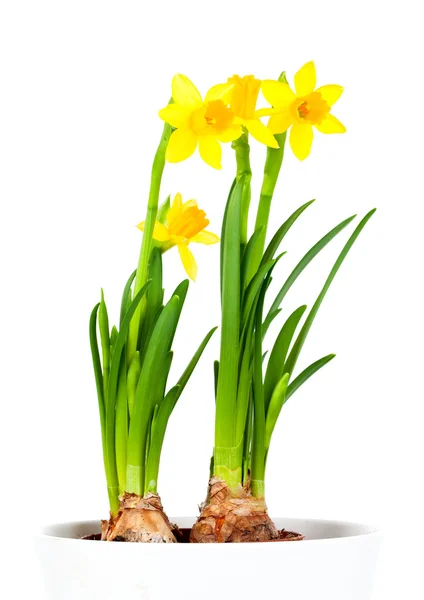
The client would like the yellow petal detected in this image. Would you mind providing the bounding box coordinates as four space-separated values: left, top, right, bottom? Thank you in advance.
191 230 220 245
290 123 313 161
205 82 234 103
314 114 346 134
261 80 296 108
245 119 279 148
167 194 182 227
159 104 190 128
294 61 316 96
316 85 344 107
198 136 222 169
182 199 197 211
152 222 171 241
172 74 203 108
268 112 294 134
137 220 170 241
178 244 198 281
217 126 243 143
166 129 198 163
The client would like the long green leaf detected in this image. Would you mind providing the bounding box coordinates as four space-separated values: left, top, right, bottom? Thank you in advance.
215 177 243 449
89 303 105 443
115 355 128 494
285 354 336 401
174 326 218 404
263 305 307 411
145 385 180 493
241 254 284 331
267 214 357 322
264 372 289 451
126 294 182 495
99 290 110 399
140 248 163 348
120 270 136 327
284 209 376 377
261 199 315 267
241 226 264 291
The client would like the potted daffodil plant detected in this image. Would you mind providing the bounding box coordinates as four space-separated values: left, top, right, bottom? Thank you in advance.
36 62 381 600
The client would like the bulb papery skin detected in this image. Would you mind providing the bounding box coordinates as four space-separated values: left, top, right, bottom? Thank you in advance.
101 492 177 543
190 477 279 543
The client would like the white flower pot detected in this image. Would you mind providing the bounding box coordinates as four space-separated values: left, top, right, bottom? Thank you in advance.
35 517 380 599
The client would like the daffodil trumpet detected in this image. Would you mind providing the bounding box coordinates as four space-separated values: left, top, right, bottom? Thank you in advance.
190 64 375 543
90 123 218 542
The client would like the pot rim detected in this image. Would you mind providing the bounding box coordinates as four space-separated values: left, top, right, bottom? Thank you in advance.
37 516 380 546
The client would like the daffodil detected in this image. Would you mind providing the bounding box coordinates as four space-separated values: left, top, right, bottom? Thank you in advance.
261 61 345 160
159 75 243 170
138 193 219 281
226 75 278 148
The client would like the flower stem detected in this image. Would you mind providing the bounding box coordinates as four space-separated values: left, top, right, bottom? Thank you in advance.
247 131 287 281
127 122 172 362
232 132 252 255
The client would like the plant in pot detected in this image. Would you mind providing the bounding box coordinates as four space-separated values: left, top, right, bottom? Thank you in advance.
36 62 381 600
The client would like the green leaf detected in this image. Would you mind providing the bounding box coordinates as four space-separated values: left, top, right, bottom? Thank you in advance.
284 209 376 377
263 305 307 411
241 254 284 331
214 360 219 398
267 214 357 322
285 354 336 402
120 270 136 327
115 355 128 494
89 303 105 442
262 309 282 339
174 326 217 404
99 289 110 396
261 199 315 267
126 294 183 495
215 177 243 448
145 385 180 493
127 351 141 419
241 227 264 291
220 178 237 300
110 326 118 354
140 248 163 350
264 372 289 451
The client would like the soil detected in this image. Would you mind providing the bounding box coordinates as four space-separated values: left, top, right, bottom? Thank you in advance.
82 527 304 543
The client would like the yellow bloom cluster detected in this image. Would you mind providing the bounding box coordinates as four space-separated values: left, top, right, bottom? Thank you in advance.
142 62 345 278
159 62 345 166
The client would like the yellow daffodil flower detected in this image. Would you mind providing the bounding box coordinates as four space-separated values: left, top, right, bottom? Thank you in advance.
159 75 243 170
138 193 219 281
261 61 346 161
226 75 278 148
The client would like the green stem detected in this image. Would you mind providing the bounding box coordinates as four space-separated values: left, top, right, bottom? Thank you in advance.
248 131 287 280
232 132 252 254
127 122 172 362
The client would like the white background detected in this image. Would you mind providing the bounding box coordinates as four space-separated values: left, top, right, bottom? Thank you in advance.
1 0 423 597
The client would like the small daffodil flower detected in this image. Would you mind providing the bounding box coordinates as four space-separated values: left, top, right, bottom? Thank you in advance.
138 193 219 281
261 61 345 160
226 75 279 148
159 75 243 170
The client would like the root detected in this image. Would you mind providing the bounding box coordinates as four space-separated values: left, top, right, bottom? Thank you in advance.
190 477 279 543
101 492 177 543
